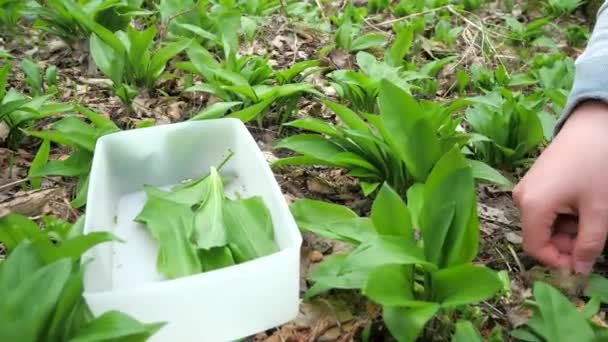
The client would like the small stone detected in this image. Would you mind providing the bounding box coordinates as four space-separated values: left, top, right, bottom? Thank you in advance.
309 250 324 263
506 231 523 244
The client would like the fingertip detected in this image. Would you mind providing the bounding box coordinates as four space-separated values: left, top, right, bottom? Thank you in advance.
532 245 573 269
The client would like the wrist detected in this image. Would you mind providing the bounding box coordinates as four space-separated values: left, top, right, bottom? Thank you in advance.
563 101 608 130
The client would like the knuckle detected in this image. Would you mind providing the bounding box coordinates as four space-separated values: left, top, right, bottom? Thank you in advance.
575 238 605 259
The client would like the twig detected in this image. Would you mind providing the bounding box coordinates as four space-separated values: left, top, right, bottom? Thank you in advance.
363 18 387 34
314 0 326 19
161 0 202 39
0 178 29 191
508 244 525 275
376 5 451 27
278 0 289 17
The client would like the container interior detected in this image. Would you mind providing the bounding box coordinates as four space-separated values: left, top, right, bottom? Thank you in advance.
84 120 301 293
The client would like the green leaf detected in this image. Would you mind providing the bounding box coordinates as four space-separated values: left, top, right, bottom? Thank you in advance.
149 38 191 78
469 159 513 188
323 100 370 133
406 183 425 229
223 196 279 263
364 265 416 306
420 147 477 268
0 214 46 251
70 310 165 342
306 254 368 298
30 150 93 177
192 167 227 249
585 273 608 303
0 60 11 99
383 303 440 342
90 33 124 85
431 265 502 307
351 33 387 51
36 231 116 264
379 79 440 182
370 183 413 238
29 140 50 189
21 58 43 96
285 118 338 136
227 96 275 123
0 250 72 342
290 199 376 243
341 235 431 274
275 134 345 161
532 281 595 342
135 195 202 279
190 101 242 120
580 297 601 320
386 26 413 67
452 321 484 342
199 246 235 272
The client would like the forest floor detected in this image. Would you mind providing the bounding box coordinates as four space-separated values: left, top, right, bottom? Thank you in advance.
0 0 604 341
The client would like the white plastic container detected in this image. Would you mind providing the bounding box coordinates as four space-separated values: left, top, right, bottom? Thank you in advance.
83 119 302 342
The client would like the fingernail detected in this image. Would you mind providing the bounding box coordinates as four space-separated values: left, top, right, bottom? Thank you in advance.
575 261 594 274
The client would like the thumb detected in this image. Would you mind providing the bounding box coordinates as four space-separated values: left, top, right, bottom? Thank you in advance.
573 206 608 274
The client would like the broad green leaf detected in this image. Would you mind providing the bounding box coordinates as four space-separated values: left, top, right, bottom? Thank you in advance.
291 200 375 243
21 59 42 95
149 38 191 78
431 265 502 307
223 197 279 263
364 265 416 306
291 199 358 223
580 297 601 320
383 303 440 342
192 167 227 249
135 195 201 279
275 134 345 161
510 329 544 342
285 118 338 136
379 79 440 182
406 183 425 229
306 254 368 298
0 60 10 99
585 273 608 303
190 101 242 120
175 23 218 41
452 321 484 342
70 310 164 342
0 240 44 291
76 105 120 133
0 255 72 342
89 34 123 85
71 175 90 208
227 96 275 123
199 246 235 272
0 214 46 251
351 33 387 51
30 150 93 178
323 100 370 133
29 140 50 189
386 26 413 67
127 26 156 80
469 159 513 188
46 266 86 342
35 232 115 264
533 281 595 342
420 147 477 268
341 235 431 274
370 183 413 238
0 99 28 121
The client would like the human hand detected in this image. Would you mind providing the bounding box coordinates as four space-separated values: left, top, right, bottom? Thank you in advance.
513 101 608 274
